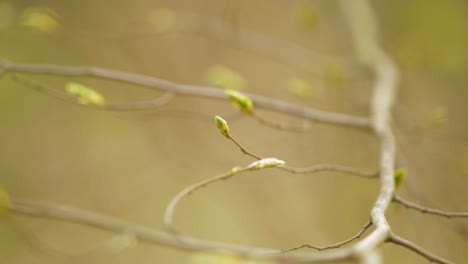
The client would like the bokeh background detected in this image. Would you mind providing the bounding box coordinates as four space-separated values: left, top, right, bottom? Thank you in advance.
0 0 467 263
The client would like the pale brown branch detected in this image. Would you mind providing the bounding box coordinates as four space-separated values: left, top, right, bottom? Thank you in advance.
226 135 262 160
278 220 372 253
387 233 454 264
225 128 376 178
7 199 355 263
252 113 314 133
0 60 370 129
163 167 249 232
393 195 468 218
340 0 398 261
281 164 378 178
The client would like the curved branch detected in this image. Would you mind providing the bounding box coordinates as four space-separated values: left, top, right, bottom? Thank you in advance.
340 0 399 261
8 199 354 263
0 60 370 129
393 195 468 218
163 167 247 232
387 233 453 264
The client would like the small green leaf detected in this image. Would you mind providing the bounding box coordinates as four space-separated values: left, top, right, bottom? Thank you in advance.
248 158 285 170
394 168 407 188
288 78 313 99
65 82 105 106
21 7 61 34
225 89 253 114
206 65 246 91
293 2 318 30
215 115 230 138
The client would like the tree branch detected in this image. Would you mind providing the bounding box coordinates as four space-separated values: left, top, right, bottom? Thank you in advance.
387 233 453 264
10 74 176 111
393 195 468 218
8 199 355 263
277 220 373 253
0 59 370 129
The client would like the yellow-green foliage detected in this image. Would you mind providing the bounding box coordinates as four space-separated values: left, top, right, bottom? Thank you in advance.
225 89 253 114
292 2 318 30
65 82 105 106
215 115 230 138
21 7 61 34
206 65 246 91
394 168 407 188
288 78 313 98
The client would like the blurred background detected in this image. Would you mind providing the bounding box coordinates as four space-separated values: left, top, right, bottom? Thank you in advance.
0 0 467 263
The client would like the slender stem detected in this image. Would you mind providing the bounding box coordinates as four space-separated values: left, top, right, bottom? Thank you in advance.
281 165 378 178
0 60 370 129
252 113 314 133
277 220 372 253
163 167 249 232
393 195 468 218
388 233 454 264
226 135 262 160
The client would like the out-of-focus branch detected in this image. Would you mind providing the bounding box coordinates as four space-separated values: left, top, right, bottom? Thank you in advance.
0 60 370 129
340 0 397 262
393 195 468 218
8 199 354 263
165 11 361 78
10 74 176 111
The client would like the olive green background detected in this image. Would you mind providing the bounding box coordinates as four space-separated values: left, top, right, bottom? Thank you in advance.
0 0 467 263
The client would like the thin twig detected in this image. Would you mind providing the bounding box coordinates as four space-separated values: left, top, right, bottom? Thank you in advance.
277 220 373 253
226 130 377 178
393 195 468 218
10 74 175 112
387 233 453 264
281 164 378 178
252 113 314 133
226 135 262 160
163 167 249 232
0 60 371 129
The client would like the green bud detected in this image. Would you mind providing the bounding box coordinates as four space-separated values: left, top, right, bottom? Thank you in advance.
65 82 105 106
215 115 230 138
225 89 254 114
394 168 407 188
229 166 242 175
248 158 285 170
